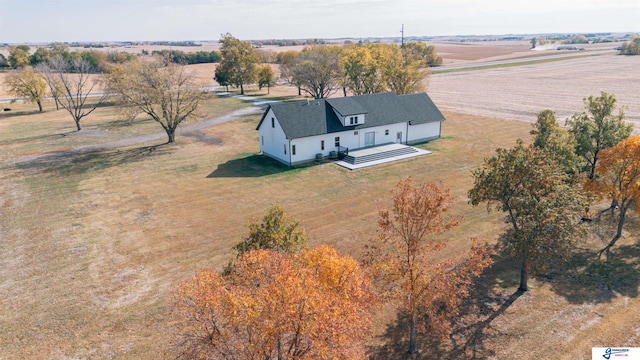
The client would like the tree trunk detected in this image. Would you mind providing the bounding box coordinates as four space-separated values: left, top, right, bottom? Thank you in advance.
75 118 82 131
267 83 270 95
240 83 244 95
54 97 60 110
588 152 598 180
599 202 629 258
277 338 282 360
37 101 43 112
297 86 301 96
343 86 347 97
518 258 528 292
166 128 176 143
408 312 417 355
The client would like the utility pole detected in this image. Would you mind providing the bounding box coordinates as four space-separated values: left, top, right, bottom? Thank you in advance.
400 24 404 47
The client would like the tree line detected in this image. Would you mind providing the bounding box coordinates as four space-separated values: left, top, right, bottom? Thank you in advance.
1 43 226 71
214 33 442 97
3 43 136 71
149 49 221 65
253 38 327 47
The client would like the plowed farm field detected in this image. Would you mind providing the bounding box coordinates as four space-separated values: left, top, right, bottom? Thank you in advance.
429 54 640 129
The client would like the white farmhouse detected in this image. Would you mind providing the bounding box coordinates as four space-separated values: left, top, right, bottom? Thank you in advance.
256 92 445 166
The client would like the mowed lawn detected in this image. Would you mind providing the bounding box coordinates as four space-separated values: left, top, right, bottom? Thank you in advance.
0 93 638 359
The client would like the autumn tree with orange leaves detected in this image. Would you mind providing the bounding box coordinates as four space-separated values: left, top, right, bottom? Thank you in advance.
172 245 377 360
364 177 493 355
587 135 640 257
469 140 587 292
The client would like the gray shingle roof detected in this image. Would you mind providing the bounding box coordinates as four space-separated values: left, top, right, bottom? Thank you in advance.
326 97 368 116
257 92 444 139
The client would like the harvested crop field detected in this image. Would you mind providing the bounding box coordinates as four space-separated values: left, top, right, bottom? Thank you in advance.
433 41 532 65
429 54 640 130
431 41 625 65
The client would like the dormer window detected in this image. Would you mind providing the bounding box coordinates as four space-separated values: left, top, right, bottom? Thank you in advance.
329 106 366 126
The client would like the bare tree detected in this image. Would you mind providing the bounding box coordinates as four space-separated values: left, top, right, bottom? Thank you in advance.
38 56 108 131
105 60 206 143
291 46 343 99
277 50 302 96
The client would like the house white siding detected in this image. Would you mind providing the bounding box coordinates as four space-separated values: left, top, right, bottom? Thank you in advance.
288 132 356 165
407 121 441 144
257 92 445 166
287 122 437 165
290 135 330 165
258 109 290 165
259 120 441 165
279 122 441 165
378 123 409 144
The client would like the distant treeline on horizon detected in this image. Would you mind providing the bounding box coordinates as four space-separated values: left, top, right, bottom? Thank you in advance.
2 31 638 47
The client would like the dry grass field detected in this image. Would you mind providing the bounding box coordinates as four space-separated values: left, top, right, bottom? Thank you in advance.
1 44 639 359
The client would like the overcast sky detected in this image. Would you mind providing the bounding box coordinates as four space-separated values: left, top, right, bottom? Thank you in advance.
1 0 638 43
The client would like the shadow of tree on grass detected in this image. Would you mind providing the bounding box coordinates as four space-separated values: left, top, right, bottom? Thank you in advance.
207 154 309 178
545 243 640 304
14 144 173 176
366 223 640 360
0 131 76 146
181 130 223 145
0 108 48 118
368 253 524 359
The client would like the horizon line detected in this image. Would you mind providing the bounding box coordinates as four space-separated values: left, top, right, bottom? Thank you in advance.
2 30 639 46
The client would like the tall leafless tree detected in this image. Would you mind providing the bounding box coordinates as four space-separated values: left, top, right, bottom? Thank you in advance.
291 46 343 99
38 56 108 131
105 60 205 143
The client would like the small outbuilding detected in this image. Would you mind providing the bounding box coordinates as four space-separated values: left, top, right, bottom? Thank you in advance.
256 92 445 166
